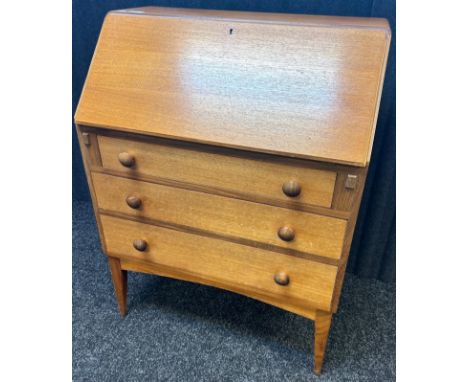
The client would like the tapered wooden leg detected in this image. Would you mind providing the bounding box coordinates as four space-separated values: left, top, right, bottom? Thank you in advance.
108 257 128 317
313 311 333 375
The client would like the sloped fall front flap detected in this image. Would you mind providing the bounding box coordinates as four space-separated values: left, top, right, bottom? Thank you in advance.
75 7 391 167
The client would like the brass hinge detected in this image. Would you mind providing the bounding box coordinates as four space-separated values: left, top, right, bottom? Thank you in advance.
345 174 358 190
82 132 90 146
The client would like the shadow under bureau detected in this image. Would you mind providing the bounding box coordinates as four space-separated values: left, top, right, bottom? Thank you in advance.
75 6 390 375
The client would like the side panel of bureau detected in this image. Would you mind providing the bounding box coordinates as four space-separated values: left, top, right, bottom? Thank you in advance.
101 214 338 312
92 172 347 260
97 135 337 208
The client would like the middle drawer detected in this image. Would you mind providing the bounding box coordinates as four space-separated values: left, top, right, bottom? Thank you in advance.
92 172 347 260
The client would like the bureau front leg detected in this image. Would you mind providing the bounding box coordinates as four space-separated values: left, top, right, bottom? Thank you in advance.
313 310 333 375
108 257 128 317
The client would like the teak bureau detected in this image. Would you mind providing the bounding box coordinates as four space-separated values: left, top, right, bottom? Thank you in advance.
75 6 390 375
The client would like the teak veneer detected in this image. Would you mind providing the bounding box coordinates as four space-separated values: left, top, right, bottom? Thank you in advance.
75 6 390 375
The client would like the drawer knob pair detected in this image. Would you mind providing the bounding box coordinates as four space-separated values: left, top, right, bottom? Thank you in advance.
274 272 290 286
278 226 295 241
282 180 301 197
133 239 147 252
118 152 135 167
126 195 142 209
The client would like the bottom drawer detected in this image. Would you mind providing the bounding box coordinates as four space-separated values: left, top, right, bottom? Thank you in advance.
100 214 338 312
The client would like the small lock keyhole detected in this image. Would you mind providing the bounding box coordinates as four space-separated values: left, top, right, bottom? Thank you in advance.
229 28 233 35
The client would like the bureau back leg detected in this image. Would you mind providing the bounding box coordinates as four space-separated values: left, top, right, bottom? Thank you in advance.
108 257 128 317
313 310 333 375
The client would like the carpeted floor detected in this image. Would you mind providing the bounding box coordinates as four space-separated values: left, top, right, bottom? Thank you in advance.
73 201 395 381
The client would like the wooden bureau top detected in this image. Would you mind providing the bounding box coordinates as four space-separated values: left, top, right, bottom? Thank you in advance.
75 6 391 167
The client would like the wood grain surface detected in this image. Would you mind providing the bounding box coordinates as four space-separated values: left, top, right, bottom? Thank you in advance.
92 172 348 260
101 214 338 312
98 135 337 208
75 7 391 166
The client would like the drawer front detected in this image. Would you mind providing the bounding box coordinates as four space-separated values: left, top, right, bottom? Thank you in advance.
101 214 338 312
92 172 347 260
97 135 336 208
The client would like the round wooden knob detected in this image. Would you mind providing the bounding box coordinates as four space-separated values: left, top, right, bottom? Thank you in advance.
278 226 295 242
133 239 147 252
118 152 135 167
274 272 290 286
126 195 142 209
282 180 301 197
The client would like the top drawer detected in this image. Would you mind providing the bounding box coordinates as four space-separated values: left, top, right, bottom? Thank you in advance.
97 135 337 208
